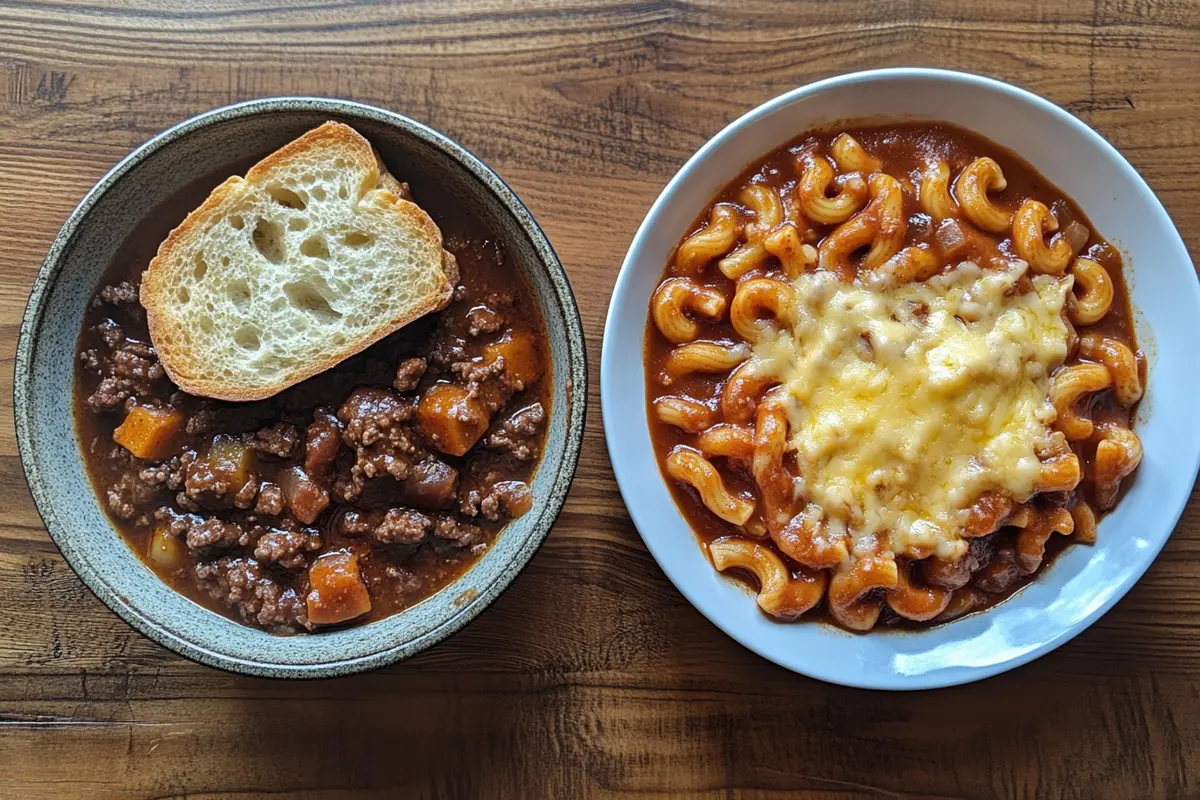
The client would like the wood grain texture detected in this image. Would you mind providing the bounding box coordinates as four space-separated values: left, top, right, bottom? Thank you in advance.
1 1 1198 797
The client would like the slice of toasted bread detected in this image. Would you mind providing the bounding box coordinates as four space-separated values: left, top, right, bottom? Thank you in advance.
141 121 458 402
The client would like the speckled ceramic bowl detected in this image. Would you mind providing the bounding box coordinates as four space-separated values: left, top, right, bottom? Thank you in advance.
15 98 586 678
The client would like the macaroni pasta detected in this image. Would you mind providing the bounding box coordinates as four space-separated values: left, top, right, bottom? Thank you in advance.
645 123 1145 630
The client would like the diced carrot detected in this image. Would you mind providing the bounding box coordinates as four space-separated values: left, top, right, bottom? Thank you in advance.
306 551 372 626
146 524 186 571
113 405 185 460
483 331 543 389
417 383 489 457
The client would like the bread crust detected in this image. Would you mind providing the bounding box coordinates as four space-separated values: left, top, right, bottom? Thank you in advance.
140 122 457 402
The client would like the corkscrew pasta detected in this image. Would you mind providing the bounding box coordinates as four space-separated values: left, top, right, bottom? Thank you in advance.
645 122 1145 630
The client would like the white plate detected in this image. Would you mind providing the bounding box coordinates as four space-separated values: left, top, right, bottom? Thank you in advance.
601 68 1200 689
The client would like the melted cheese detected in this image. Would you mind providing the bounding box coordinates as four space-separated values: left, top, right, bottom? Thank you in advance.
754 260 1072 560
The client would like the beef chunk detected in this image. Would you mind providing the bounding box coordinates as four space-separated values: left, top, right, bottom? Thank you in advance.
185 518 256 550
252 423 300 459
393 358 427 392
303 409 342 482
460 480 532 522
400 458 459 509
336 387 421 499
374 509 433 545
195 557 307 630
484 402 545 460
106 473 160 521
254 528 322 570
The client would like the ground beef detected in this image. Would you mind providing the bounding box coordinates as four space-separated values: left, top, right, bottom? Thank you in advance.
338 510 381 537
106 473 160 521
195 557 307 630
255 482 284 515
303 409 341 482
451 356 507 390
144 450 196 491
185 518 256 550
139 462 171 486
232 477 260 510
485 402 545 460
84 320 166 412
336 387 422 499
427 332 469 370
88 378 133 413
923 537 995 591
154 506 201 538
374 508 433 545
184 459 236 509
111 346 163 384
460 480 532 522
96 281 138 307
382 565 424 595
433 516 485 552
252 423 300 459
254 528 322 569
186 407 218 437
973 546 1022 594
392 358 427 392
79 348 104 375
95 318 125 349
466 306 503 337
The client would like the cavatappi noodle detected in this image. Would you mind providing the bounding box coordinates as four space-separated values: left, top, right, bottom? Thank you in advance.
644 123 1144 631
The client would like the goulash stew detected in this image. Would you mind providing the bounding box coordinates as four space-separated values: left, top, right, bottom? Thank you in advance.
76 172 550 632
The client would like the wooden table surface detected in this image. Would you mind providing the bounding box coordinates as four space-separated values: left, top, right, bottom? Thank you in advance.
2 2 1198 797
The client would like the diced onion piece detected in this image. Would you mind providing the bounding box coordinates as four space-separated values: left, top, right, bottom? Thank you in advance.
278 465 330 525
1062 221 1090 256
935 218 968 258
146 524 186 570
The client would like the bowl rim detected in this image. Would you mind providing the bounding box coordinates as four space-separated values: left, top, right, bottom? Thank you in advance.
601 66 1200 689
15 96 588 678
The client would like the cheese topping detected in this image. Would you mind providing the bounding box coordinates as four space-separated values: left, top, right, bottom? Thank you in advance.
754 260 1072 560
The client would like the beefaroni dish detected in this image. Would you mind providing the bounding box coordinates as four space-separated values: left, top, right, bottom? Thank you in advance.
75 125 551 633
644 122 1144 631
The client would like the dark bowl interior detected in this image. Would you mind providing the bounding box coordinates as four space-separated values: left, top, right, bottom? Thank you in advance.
15 98 586 678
